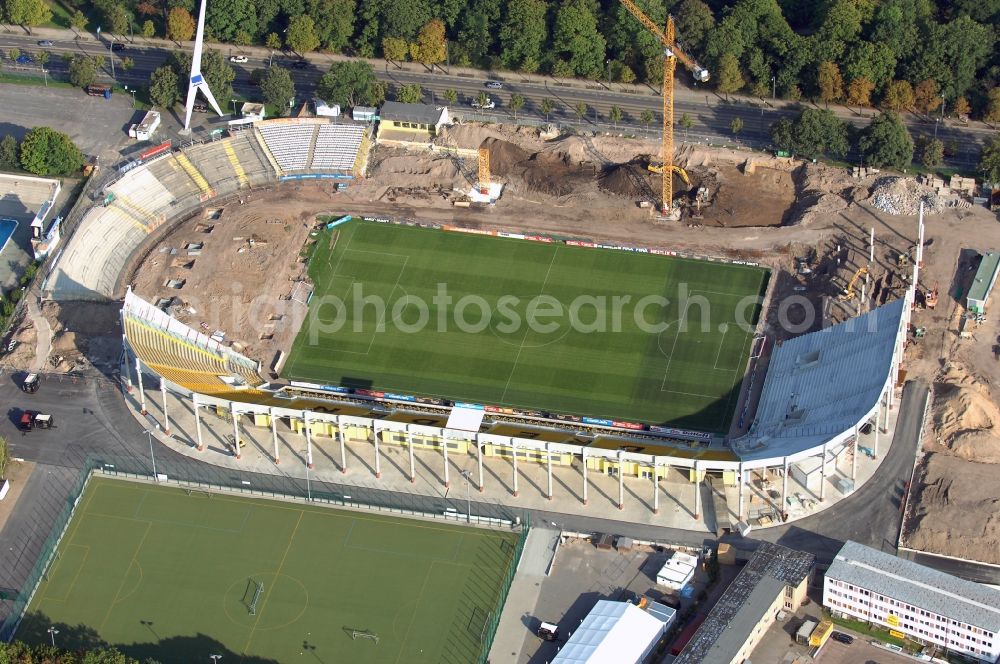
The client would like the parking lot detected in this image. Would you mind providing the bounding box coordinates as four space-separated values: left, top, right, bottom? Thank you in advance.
515 537 738 664
816 638 918 664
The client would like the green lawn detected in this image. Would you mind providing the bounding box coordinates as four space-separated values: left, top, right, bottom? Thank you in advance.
284 220 769 433
20 478 518 664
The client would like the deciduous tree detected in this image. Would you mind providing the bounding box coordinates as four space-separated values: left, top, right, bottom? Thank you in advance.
70 9 88 31
396 83 423 103
640 109 654 130
540 97 555 120
510 93 525 119
674 0 714 56
141 19 154 38
817 61 844 105
260 65 295 112
5 0 52 33
166 7 195 42
0 136 18 171
986 88 1000 124
19 127 83 176
978 135 1000 183
316 60 386 107
859 112 914 169
68 55 97 88
846 77 875 107
913 78 941 114
382 36 408 64
730 116 743 134
918 137 943 167
716 53 744 99
412 19 447 68
553 0 606 79
148 64 178 108
499 0 546 73
769 109 849 159
953 96 971 119
265 32 282 51
574 101 588 120
444 88 458 104
286 15 320 54
609 104 622 128
883 80 914 112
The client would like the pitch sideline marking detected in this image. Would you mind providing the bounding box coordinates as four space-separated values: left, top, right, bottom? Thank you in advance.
499 247 560 404
97 520 151 633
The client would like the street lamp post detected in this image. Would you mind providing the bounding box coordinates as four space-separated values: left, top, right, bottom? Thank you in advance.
231 98 238 118
771 76 776 101
124 84 135 107
209 656 222 663
934 117 940 139
459 470 472 523
47 627 58 648
146 425 160 479
606 59 611 89
109 36 116 80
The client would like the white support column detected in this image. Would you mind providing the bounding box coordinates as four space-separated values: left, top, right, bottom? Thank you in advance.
581 448 588 506
407 429 416 483
511 440 519 497
442 435 450 488
477 437 484 492
338 417 347 474
159 380 171 435
874 407 881 458
782 459 789 519
852 425 859 481
693 462 701 519
546 443 553 500
652 460 660 515
617 452 625 511
270 409 279 464
135 357 146 415
820 443 828 501
374 429 382 479
304 413 314 469
738 463 746 522
193 393 204 452
232 405 241 460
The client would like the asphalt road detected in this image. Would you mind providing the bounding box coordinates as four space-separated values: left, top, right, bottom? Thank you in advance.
0 31 989 168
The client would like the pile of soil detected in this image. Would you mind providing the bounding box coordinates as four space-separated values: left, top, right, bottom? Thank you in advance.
481 137 592 198
906 453 1000 564
369 154 463 186
598 162 654 198
788 164 853 226
932 364 1000 463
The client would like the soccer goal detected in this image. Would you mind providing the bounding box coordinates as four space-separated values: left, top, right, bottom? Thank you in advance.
750 334 768 359
351 629 379 644
244 579 264 615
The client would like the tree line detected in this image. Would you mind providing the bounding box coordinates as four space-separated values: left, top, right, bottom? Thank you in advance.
13 0 997 120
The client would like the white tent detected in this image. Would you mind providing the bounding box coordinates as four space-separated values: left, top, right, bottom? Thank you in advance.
552 600 665 664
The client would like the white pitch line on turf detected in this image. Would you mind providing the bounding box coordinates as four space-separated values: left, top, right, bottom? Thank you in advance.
713 325 728 370
499 247 559 404
659 313 684 392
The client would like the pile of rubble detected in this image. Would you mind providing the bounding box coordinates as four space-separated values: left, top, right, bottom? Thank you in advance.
869 177 944 215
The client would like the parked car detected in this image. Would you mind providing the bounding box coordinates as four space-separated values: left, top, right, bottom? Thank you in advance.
831 631 854 645
15 54 32 64
471 97 495 110
291 60 309 69
110 42 125 52
19 411 52 431
193 102 208 113
37 40 54 47
485 80 502 89
229 55 248 63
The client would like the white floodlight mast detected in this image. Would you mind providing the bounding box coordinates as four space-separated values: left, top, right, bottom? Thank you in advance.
182 0 225 131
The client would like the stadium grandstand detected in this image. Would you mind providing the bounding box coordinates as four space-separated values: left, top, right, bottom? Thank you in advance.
122 278 910 522
44 119 369 300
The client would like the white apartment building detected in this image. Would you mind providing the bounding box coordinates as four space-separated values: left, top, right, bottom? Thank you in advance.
824 541 1000 663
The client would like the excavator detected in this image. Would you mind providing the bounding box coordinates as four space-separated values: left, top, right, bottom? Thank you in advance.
839 266 869 301
646 162 692 186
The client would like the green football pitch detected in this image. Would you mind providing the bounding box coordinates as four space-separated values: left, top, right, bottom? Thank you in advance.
284 221 769 433
21 478 519 664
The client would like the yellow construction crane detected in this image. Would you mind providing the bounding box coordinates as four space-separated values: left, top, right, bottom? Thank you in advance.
839 266 869 301
620 0 709 216
477 146 490 195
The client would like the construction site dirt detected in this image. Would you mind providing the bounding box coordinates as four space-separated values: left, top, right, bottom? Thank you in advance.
12 122 1000 567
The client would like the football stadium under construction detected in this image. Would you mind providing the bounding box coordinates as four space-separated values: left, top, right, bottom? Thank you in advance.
35 116 916 523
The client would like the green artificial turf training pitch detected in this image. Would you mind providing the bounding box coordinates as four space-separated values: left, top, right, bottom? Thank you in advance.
21 478 518 664
284 221 769 433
